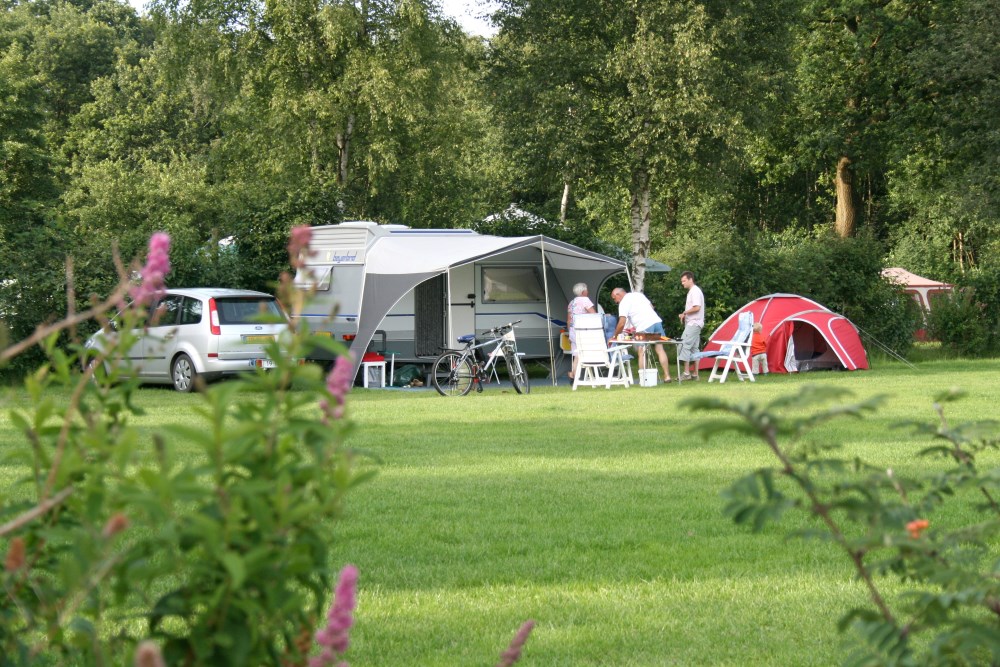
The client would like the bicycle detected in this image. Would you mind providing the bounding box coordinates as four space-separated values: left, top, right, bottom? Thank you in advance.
431 321 530 396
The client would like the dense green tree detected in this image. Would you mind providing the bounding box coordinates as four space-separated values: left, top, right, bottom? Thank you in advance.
5 0 145 131
886 0 1000 277
488 0 794 290
0 43 67 369
142 0 492 228
0 45 53 224
785 0 936 238
3 0 999 374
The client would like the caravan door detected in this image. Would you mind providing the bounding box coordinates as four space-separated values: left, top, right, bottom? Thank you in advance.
410 264 477 357
447 263 476 345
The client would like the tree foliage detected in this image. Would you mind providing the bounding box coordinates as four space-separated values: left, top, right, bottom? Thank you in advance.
686 386 1000 666
2 0 999 370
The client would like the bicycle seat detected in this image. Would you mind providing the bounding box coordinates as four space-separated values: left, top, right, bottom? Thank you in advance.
457 334 476 344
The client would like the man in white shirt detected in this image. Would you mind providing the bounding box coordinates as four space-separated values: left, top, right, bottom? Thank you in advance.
677 271 705 380
610 288 671 382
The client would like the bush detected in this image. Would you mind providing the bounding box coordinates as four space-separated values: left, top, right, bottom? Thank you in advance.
925 265 1000 357
657 229 920 357
687 387 1000 665
925 288 994 356
772 232 920 356
0 233 365 666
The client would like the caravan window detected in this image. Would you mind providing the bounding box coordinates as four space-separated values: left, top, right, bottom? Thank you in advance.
482 266 546 303
295 265 333 292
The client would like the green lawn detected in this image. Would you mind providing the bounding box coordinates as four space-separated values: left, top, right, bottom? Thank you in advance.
2 359 998 665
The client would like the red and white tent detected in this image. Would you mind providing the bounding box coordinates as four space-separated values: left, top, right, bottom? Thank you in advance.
697 294 868 374
881 267 953 340
881 267 952 311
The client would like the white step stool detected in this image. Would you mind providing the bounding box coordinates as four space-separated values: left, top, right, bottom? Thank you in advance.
361 361 386 388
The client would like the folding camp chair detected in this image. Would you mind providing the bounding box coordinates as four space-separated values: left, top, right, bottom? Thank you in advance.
572 313 632 390
693 311 755 383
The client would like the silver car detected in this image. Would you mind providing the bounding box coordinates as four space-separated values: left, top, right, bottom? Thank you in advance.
86 288 289 391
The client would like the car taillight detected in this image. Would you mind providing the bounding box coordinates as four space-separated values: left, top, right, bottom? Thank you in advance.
208 298 221 335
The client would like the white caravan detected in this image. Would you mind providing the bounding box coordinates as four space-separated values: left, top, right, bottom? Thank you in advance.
293 221 629 375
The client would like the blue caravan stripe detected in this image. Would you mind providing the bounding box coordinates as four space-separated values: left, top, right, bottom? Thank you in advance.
490 311 567 327
301 311 567 325
299 313 415 318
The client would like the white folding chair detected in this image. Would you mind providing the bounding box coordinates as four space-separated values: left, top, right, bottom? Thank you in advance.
572 313 632 390
694 311 756 383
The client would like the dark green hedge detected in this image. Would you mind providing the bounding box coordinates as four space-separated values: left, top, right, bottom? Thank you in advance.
926 266 1000 357
643 230 921 358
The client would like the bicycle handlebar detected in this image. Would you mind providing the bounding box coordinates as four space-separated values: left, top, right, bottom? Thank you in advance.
481 320 521 337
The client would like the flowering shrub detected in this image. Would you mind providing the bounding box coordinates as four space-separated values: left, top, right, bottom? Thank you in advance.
685 386 1000 665
130 232 171 306
311 565 358 667
0 230 365 665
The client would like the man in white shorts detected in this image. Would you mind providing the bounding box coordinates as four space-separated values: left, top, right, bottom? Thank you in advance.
610 288 671 382
677 271 704 380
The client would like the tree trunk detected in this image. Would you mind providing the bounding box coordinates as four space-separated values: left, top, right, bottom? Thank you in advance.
336 114 354 186
309 119 321 178
664 195 678 238
953 231 974 272
559 178 570 224
629 168 652 292
834 155 856 238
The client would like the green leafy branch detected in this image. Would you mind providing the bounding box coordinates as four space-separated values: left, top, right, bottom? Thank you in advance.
683 386 1000 666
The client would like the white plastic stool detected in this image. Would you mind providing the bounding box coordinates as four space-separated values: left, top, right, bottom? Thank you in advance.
361 361 386 388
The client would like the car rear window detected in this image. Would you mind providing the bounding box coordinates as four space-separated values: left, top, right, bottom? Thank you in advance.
216 297 284 325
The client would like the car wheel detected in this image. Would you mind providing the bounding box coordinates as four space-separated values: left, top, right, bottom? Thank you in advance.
171 353 197 392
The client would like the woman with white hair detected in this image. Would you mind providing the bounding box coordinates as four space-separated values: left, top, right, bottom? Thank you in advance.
567 282 597 378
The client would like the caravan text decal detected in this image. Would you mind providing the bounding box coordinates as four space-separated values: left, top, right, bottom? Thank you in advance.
324 249 365 264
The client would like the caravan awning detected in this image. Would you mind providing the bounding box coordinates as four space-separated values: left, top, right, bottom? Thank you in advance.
364 232 628 275
347 231 629 379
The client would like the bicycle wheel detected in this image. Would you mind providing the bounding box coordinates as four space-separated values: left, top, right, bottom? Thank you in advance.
432 352 475 396
505 349 530 394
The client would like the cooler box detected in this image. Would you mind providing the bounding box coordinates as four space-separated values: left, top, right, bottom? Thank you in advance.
638 369 658 387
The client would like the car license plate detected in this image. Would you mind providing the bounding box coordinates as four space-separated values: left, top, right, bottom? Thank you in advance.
242 335 275 344
251 359 276 369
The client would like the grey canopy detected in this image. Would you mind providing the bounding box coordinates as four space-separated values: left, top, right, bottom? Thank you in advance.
346 231 629 380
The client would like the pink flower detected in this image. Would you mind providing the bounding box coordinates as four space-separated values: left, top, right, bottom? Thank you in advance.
320 355 354 423
311 565 359 667
5 537 25 572
133 640 166 667
496 620 536 667
102 513 129 539
130 233 171 306
288 225 314 269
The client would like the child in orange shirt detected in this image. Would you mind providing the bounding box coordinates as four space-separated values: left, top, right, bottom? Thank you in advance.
750 322 769 375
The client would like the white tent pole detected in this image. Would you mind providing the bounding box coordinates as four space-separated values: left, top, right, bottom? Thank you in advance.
540 238 556 386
